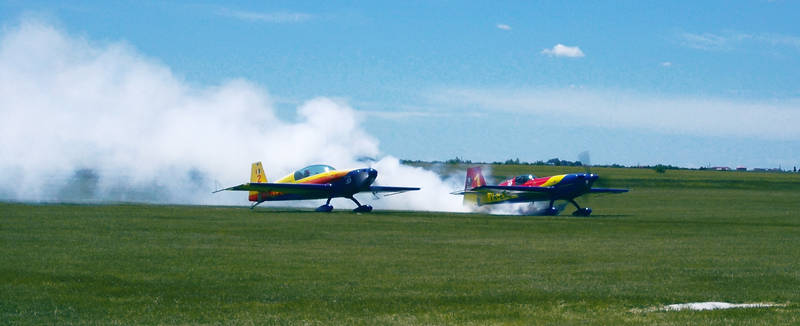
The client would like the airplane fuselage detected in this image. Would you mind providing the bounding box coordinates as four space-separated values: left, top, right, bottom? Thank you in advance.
249 168 378 202
476 173 598 206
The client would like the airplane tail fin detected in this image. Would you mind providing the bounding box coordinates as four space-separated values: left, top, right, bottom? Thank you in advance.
465 166 486 190
463 166 487 206
250 162 266 183
249 162 266 201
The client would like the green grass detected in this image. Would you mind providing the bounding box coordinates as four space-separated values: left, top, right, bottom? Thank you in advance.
1 167 799 325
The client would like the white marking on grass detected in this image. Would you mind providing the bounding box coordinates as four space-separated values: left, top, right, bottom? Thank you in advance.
663 302 782 311
633 302 786 313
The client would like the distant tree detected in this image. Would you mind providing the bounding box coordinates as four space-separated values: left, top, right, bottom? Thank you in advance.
445 157 472 164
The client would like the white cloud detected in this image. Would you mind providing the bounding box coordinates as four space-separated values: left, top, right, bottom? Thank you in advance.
660 61 672 67
496 24 511 31
218 8 313 23
541 44 585 58
428 87 800 141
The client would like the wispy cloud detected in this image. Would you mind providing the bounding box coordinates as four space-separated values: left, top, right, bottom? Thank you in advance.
680 31 800 51
361 111 439 119
496 24 511 31
680 32 730 50
660 61 672 67
361 110 486 120
218 8 313 23
541 44 585 58
427 87 800 140
753 33 800 48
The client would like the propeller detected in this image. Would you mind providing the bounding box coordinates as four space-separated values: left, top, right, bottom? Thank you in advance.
577 151 615 189
577 151 595 201
356 156 383 199
578 151 592 174
572 151 596 207
356 156 377 168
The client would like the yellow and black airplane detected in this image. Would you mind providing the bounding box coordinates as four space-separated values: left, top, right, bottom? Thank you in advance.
215 162 419 212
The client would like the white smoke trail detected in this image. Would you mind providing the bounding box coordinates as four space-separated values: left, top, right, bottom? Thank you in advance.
0 19 466 211
371 157 468 212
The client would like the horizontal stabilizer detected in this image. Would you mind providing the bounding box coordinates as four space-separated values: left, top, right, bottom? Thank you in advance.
214 182 332 196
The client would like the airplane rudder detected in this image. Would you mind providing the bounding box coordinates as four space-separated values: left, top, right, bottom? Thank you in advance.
465 166 486 190
250 162 267 183
249 162 266 201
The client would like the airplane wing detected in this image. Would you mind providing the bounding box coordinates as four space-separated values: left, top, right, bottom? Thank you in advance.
458 185 628 194
214 182 333 196
466 185 556 193
368 186 421 196
589 188 629 193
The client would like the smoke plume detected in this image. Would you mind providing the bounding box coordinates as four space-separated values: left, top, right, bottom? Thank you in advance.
0 19 467 211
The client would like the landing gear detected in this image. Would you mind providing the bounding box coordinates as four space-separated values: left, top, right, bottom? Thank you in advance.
541 199 592 216
314 196 373 213
348 196 373 213
353 205 373 213
316 198 334 212
572 208 592 216
250 201 264 210
315 204 334 212
568 199 592 216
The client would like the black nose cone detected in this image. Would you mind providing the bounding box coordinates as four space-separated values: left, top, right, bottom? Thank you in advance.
346 168 378 191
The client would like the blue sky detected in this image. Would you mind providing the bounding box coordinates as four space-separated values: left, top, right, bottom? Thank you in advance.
2 1 799 169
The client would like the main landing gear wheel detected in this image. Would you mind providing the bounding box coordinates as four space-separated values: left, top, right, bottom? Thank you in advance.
315 204 333 212
568 199 592 216
348 196 373 213
353 205 373 213
316 198 334 212
572 208 592 216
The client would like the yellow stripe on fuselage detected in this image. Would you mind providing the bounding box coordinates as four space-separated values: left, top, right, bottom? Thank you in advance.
275 169 352 184
539 174 566 187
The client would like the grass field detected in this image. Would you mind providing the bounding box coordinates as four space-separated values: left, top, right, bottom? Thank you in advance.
1 166 799 325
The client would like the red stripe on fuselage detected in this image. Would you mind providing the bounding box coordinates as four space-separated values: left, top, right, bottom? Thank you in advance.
499 176 554 187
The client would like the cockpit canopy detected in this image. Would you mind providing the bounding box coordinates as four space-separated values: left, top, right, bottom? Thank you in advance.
514 174 536 184
294 164 335 180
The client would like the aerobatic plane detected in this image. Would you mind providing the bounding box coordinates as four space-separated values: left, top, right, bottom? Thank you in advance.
452 166 627 216
215 162 420 212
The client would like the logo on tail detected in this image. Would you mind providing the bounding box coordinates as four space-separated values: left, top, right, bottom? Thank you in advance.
249 162 267 202
465 166 486 190
462 166 488 206
250 162 266 183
